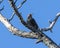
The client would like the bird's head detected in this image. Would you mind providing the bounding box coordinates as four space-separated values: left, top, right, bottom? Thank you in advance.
28 14 32 19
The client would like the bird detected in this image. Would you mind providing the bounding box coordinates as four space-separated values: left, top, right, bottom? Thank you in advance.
27 14 44 42
27 14 39 30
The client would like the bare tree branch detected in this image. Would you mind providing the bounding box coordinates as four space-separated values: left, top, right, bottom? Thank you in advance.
0 13 60 48
0 0 3 4
14 0 17 4
8 0 60 33
8 0 39 32
0 14 38 39
9 0 27 21
8 0 60 48
17 0 27 9
0 6 4 11
0 0 4 12
8 0 43 43
41 13 60 32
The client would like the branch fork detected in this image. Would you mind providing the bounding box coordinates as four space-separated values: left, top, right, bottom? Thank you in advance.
0 0 60 48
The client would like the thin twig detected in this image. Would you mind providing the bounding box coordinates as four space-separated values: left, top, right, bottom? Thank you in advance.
41 13 60 32
0 0 3 4
9 0 27 21
14 0 17 4
0 0 4 12
0 6 4 11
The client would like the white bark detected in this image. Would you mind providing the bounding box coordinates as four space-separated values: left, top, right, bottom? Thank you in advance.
0 0 60 48
0 13 60 48
0 14 38 39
